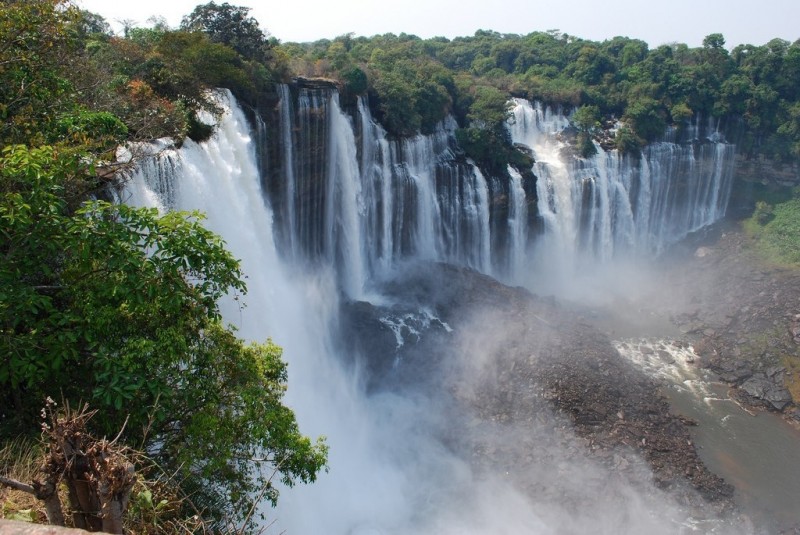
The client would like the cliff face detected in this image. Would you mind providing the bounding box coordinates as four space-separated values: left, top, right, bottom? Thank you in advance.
242 83 739 298
734 155 800 188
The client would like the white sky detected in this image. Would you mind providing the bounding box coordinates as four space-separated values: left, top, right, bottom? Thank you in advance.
78 0 799 48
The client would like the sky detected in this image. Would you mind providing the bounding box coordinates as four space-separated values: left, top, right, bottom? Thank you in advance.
77 0 799 48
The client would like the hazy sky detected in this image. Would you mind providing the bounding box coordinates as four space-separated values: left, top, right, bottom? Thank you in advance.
78 0 799 48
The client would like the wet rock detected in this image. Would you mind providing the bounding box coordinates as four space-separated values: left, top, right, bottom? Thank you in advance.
766 388 793 411
740 373 793 411
354 261 739 520
742 374 772 398
713 360 755 384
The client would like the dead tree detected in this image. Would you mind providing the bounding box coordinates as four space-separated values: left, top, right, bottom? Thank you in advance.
0 400 136 534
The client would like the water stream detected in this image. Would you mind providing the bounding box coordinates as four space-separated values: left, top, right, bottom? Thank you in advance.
616 339 800 532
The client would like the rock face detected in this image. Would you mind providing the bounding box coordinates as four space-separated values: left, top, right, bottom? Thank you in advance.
740 372 793 411
338 262 736 519
733 155 800 189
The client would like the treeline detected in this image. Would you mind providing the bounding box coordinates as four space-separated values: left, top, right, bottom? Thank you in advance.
284 29 800 165
11 1 797 172
2 0 799 530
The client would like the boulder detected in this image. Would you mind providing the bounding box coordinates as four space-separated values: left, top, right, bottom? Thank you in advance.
740 373 793 410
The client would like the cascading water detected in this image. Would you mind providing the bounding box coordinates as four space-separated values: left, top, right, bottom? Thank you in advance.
270 90 735 296
507 98 735 295
508 99 735 261
269 84 496 292
120 88 752 534
507 166 529 278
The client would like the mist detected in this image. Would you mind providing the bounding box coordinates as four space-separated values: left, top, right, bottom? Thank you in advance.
124 91 751 534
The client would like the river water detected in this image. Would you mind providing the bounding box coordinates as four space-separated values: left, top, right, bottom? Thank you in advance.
616 339 800 533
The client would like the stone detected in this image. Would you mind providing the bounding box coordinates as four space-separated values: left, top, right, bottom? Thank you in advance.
764 387 793 411
741 374 770 398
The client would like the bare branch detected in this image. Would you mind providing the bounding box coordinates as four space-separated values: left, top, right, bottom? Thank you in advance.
0 474 35 494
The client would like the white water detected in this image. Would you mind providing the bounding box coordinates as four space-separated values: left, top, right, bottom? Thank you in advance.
508 99 735 295
122 91 750 534
507 166 529 279
616 339 800 532
274 85 497 291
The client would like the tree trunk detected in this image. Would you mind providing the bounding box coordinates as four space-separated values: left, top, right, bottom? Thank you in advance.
41 492 66 527
97 462 135 535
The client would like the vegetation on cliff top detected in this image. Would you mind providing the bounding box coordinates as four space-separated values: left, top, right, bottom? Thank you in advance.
744 189 800 266
284 29 800 167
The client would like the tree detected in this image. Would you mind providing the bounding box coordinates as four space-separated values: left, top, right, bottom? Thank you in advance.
1 402 136 533
0 0 80 147
181 2 271 62
1 2 326 527
0 143 327 526
572 105 600 157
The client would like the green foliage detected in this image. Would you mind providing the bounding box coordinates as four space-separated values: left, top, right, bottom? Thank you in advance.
572 104 600 131
467 86 512 127
342 66 368 94
623 97 666 142
186 113 215 142
615 125 643 155
0 0 80 147
0 3 327 528
180 1 271 62
142 31 255 111
368 46 454 135
572 104 601 156
53 109 128 150
454 84 526 173
276 27 800 168
0 145 327 524
744 191 800 265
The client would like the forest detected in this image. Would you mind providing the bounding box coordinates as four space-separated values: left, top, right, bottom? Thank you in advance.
1 0 799 532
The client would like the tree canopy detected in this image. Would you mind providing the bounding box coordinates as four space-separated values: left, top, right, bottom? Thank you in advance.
2 0 800 528
281 28 800 163
181 1 272 62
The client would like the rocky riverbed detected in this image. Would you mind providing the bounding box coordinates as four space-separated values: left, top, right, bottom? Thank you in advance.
339 261 744 529
650 221 800 420
334 218 800 532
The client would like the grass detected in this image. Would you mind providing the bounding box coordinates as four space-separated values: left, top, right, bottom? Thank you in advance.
743 188 800 266
0 438 47 524
783 355 800 404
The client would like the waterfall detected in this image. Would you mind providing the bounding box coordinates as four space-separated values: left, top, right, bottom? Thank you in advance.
271 84 495 290
120 88 561 535
122 89 417 534
507 166 528 278
508 98 735 287
120 88 746 535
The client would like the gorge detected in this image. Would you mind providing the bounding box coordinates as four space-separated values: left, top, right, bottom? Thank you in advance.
120 85 798 534
6 4 800 533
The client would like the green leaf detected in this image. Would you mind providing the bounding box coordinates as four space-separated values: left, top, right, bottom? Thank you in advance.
7 509 37 522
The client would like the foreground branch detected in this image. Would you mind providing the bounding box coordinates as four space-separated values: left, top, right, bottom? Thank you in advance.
0 475 35 494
